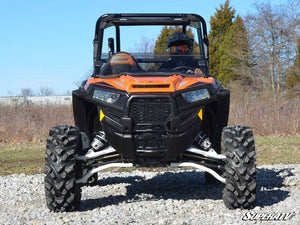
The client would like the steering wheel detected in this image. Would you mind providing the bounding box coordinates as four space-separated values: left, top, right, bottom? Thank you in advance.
172 66 193 72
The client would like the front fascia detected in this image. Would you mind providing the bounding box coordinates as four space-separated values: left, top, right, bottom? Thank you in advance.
75 81 219 161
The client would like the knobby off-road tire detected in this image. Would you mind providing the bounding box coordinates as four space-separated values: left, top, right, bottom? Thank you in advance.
44 125 82 212
222 126 256 209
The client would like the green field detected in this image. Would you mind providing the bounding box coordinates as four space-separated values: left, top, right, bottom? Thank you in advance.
0 136 299 176
255 136 300 165
0 142 45 175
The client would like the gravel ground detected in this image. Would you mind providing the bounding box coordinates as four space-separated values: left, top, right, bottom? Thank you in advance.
0 164 299 225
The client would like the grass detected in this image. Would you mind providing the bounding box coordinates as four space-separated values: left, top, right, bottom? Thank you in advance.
256 136 300 165
0 87 299 142
0 142 45 176
0 136 299 176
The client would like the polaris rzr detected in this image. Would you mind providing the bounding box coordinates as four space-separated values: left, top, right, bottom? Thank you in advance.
44 14 256 212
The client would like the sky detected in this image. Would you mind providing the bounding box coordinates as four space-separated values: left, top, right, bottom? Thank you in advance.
0 0 287 96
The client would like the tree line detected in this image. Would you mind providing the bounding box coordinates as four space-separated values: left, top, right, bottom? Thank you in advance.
19 87 71 97
151 0 300 97
217 0 300 96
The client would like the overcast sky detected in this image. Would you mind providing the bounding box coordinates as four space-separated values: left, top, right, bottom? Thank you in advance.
0 0 287 96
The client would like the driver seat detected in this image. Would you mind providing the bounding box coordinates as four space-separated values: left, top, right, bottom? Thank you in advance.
101 52 143 75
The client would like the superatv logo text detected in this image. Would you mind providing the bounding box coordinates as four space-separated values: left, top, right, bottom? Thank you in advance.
242 212 295 221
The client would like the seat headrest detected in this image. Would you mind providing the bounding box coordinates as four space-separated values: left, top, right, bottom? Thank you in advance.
109 53 135 66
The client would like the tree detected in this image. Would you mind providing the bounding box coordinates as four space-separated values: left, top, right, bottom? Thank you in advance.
230 16 253 83
245 0 300 93
219 15 252 84
21 88 33 97
38 87 54 96
134 37 155 70
135 37 155 55
286 37 300 97
208 0 250 84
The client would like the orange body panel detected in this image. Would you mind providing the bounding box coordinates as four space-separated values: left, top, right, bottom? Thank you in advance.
86 74 216 93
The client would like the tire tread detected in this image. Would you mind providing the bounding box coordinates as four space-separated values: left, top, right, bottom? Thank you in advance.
44 125 82 212
222 126 256 209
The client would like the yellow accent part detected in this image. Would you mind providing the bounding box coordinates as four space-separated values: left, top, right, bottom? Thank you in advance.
99 110 105 122
198 109 203 120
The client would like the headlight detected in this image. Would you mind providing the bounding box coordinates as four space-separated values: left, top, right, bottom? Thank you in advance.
93 89 120 103
182 89 210 103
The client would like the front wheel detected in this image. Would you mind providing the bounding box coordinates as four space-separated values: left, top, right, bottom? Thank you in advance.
44 125 82 212
222 126 256 209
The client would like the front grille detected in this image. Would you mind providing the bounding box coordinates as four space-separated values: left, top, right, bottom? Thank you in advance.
129 98 172 124
135 132 167 152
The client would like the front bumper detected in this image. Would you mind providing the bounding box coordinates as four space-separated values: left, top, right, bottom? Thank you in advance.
99 95 203 161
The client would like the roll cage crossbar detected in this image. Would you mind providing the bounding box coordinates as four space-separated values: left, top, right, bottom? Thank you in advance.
93 13 209 70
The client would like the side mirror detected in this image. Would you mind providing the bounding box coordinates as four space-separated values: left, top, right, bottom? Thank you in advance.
108 38 115 57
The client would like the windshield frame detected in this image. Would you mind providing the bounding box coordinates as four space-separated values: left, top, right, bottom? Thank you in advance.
93 14 209 75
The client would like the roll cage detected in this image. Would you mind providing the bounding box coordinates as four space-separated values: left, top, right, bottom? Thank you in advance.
93 13 209 74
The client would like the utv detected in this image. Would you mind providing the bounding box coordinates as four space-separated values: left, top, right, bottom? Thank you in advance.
44 14 256 212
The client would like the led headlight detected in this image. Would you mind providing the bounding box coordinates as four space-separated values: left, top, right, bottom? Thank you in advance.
182 89 210 103
93 89 120 103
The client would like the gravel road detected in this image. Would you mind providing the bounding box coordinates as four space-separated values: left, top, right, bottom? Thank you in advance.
0 164 299 225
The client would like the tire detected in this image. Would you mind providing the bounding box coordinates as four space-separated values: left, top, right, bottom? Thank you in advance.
222 126 256 209
44 125 82 212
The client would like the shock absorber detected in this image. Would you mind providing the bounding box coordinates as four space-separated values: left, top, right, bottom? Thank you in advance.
91 131 107 151
196 131 212 150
